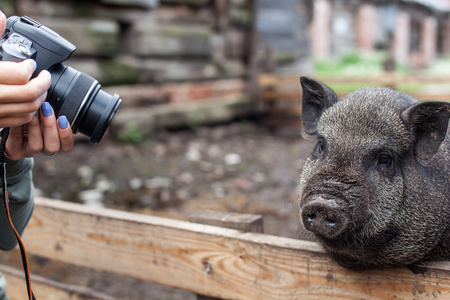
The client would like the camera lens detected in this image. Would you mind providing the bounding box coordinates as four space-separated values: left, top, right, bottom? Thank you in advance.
47 64 122 143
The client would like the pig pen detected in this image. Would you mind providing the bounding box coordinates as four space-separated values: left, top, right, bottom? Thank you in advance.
0 122 449 299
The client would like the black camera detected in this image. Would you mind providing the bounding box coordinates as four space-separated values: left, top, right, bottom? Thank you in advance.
0 16 122 143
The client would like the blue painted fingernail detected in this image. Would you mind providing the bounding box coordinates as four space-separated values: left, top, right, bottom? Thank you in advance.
58 116 68 129
33 60 37 71
41 102 52 117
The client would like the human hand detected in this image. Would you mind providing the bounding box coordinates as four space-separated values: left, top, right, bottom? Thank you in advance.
0 11 53 128
0 60 74 159
0 11 74 159
5 102 74 160
0 59 51 128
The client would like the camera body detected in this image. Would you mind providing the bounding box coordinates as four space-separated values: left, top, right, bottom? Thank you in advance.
0 16 75 77
0 16 121 143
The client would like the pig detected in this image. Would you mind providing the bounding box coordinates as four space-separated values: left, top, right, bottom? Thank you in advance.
298 76 450 269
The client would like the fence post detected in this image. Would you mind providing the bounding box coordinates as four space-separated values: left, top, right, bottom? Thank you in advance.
189 210 264 300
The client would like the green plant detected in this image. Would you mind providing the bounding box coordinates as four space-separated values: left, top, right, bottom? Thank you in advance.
117 125 145 145
314 51 388 76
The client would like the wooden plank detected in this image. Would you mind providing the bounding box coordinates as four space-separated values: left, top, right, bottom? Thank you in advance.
0 265 115 300
214 0 228 31
259 73 450 88
267 107 302 115
190 210 263 233
264 119 302 128
260 91 302 101
260 90 450 102
413 94 450 101
259 74 390 87
22 197 450 300
190 211 263 300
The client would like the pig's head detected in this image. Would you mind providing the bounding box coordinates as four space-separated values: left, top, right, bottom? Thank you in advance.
298 76 450 269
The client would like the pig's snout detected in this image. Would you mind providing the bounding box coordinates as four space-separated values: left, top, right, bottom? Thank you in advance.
301 197 349 239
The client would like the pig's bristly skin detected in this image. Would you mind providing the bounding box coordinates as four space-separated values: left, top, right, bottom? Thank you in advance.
298 76 450 270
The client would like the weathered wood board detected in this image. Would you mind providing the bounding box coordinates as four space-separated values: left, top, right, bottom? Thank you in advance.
17 197 450 299
0 264 114 300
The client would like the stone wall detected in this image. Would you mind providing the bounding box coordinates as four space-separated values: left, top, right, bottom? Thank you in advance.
2 0 254 87
0 0 258 135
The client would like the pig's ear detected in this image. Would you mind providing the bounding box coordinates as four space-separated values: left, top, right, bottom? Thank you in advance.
300 76 339 137
401 101 450 160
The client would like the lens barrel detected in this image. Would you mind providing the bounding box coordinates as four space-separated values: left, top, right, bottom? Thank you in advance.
47 64 122 143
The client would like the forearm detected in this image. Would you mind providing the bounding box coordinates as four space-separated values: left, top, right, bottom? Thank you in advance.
0 157 34 250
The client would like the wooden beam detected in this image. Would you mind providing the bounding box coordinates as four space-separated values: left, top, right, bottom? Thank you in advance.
0 265 115 300
259 73 450 88
260 90 450 102
260 91 302 101
21 197 450 299
190 210 263 233
190 210 263 299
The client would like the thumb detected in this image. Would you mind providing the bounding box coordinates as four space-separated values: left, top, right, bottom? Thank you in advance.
0 11 6 36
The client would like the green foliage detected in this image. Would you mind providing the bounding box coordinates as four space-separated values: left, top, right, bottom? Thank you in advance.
187 111 204 131
99 59 139 86
340 52 363 65
313 51 422 94
314 51 388 76
427 56 450 76
117 125 145 145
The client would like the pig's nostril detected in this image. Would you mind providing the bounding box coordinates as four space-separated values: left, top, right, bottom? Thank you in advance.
325 217 337 227
306 213 316 223
301 198 349 238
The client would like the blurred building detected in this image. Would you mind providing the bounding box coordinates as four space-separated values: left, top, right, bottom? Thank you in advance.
255 0 311 72
255 0 450 71
309 0 450 68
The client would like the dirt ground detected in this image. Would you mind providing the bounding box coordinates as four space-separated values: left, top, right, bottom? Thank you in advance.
33 121 315 238
3 121 316 300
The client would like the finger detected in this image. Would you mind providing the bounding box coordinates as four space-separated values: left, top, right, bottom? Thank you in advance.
0 77 48 117
23 113 43 157
0 11 6 36
57 116 74 152
0 91 46 121
0 60 36 84
4 125 26 160
0 111 36 128
39 102 60 154
0 69 50 103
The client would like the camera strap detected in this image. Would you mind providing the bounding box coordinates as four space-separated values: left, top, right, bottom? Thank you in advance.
0 127 37 300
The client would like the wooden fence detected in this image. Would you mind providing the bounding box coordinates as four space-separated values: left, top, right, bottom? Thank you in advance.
259 73 450 130
2 197 450 299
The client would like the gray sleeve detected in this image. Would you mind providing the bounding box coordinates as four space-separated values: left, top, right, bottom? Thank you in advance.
0 157 34 251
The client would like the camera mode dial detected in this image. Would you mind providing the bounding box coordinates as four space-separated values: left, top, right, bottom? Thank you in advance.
0 33 36 62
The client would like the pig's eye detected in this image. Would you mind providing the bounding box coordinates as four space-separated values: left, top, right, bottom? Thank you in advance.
313 140 325 158
377 155 393 168
374 152 396 176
